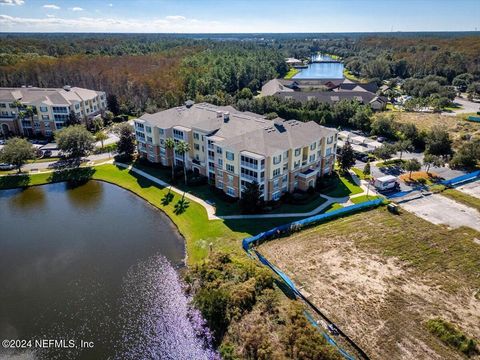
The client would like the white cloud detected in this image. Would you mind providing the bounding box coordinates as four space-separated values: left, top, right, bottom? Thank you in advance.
0 14 238 33
71 7 83 11
43 4 60 10
0 0 24 5
108 3 113 7
46 14 55 18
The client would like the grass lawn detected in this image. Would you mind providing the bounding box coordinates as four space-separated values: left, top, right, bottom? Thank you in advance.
259 207 480 358
441 188 480 212
284 68 300 79
350 195 381 204
351 167 371 180
321 172 363 198
0 164 301 264
269 195 327 214
342 69 368 83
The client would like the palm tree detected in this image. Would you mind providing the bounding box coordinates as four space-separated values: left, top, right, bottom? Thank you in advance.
164 137 176 180
95 131 108 150
175 140 191 185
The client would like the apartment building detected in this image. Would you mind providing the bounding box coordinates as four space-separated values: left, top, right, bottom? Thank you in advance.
134 102 337 201
0 86 106 138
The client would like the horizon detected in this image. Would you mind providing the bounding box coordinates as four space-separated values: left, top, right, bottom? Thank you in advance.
0 0 479 33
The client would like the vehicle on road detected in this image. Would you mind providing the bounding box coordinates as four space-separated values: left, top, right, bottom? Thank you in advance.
374 175 399 191
0 163 15 170
328 324 339 336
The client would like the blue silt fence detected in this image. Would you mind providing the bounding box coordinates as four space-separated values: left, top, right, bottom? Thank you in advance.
242 198 383 252
441 170 480 187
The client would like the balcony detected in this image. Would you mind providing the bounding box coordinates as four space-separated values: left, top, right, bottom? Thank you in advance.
297 168 318 179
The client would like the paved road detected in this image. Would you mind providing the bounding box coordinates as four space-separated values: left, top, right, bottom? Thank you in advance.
21 152 114 172
442 96 480 116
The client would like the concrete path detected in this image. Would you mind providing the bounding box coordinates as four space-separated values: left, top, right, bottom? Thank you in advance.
114 162 220 221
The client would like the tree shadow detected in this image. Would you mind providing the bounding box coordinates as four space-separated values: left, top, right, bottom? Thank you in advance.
47 167 96 189
0 174 31 189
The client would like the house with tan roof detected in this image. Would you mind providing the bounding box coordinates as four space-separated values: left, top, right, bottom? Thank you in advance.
134 102 337 201
0 86 106 138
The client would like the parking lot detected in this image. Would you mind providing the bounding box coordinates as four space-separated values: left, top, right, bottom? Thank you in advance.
400 193 480 232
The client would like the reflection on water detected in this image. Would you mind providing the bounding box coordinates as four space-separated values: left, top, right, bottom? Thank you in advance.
0 181 186 359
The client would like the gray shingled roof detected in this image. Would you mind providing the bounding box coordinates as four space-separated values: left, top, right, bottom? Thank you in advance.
273 91 382 105
0 87 103 105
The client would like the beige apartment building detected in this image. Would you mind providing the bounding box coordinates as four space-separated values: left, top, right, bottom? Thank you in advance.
134 102 337 201
0 86 106 138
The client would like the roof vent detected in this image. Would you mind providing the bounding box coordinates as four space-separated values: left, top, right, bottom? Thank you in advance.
223 111 230 122
63 85 71 92
185 99 194 108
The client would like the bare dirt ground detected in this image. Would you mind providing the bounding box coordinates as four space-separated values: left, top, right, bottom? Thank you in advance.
457 181 480 200
400 193 480 232
259 208 480 360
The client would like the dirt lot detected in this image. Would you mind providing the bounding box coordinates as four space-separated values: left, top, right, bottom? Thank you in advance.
259 208 480 360
400 193 480 232
457 181 480 200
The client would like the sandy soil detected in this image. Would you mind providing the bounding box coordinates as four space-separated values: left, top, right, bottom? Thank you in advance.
259 209 480 360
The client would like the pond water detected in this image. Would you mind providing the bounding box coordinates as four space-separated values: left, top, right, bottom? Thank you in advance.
293 54 344 79
0 181 215 359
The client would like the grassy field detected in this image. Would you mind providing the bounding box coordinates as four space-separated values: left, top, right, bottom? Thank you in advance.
284 68 300 79
441 188 480 212
259 207 480 359
0 165 302 264
322 173 363 198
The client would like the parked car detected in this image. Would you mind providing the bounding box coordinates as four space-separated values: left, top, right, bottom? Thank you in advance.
374 175 400 191
43 150 52 158
0 163 15 170
377 136 386 143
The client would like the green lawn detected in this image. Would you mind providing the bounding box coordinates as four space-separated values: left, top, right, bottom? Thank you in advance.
322 172 363 198
284 68 300 79
0 165 301 264
350 195 381 204
27 157 61 164
441 188 480 212
351 167 371 180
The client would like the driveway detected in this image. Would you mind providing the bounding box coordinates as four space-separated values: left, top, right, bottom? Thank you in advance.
400 194 480 232
456 181 480 199
442 96 480 116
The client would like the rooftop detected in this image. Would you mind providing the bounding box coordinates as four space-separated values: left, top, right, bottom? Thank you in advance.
0 86 104 106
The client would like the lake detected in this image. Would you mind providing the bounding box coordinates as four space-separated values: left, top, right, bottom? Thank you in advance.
293 54 344 79
0 181 215 359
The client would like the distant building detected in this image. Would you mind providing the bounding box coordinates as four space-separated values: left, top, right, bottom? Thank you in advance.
260 78 387 110
0 86 106 138
285 57 304 67
134 102 338 201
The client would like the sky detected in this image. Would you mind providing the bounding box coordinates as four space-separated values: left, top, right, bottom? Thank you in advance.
0 0 479 33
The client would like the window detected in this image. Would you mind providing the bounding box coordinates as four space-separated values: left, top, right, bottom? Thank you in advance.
273 168 281 177
217 181 223 190
309 154 315 162
42 115 49 120
272 191 281 201
40 106 48 112
226 151 234 161
0 103 5 108
327 136 333 144
227 187 235 197
74 104 80 110
294 160 300 169
34 122 40 128
52 106 68 113
44 122 50 128
54 114 68 122
173 129 183 139
218 159 223 166
283 151 288 159
194 144 200 150
146 126 152 133
193 132 199 140
136 131 145 139
310 142 317 150
45 130 52 136
273 154 282 165
159 128 164 135
136 122 144 129
216 147 223 155
326 147 332 156
273 179 279 190
147 136 153 143
226 164 235 173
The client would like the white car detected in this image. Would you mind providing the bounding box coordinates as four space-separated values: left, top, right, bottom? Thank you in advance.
0 163 15 170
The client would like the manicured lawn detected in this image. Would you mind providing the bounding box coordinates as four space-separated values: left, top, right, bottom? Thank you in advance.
269 195 327 214
351 167 371 180
321 172 363 198
284 68 300 79
27 157 61 164
350 195 381 204
0 165 301 264
441 188 480 212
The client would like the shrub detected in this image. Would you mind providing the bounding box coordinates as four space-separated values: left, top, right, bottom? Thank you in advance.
426 318 478 356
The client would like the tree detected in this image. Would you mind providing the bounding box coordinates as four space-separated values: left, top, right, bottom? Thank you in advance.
450 139 480 169
239 181 264 214
404 158 421 179
395 139 413 160
66 110 81 126
91 116 104 133
363 161 371 176
237 88 253 100
371 115 397 140
165 138 176 180
423 154 445 174
338 141 355 174
55 125 95 158
95 131 108 150
107 94 120 116
425 126 452 157
0 137 35 172
175 140 191 185
374 143 396 160
115 123 136 160
452 73 474 93
466 82 480 100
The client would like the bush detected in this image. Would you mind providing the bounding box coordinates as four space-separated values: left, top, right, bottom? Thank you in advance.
426 318 478 356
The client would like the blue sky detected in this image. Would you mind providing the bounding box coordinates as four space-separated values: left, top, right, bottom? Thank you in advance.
0 0 479 33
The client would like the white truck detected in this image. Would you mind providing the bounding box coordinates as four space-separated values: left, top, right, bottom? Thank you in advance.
374 175 399 191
